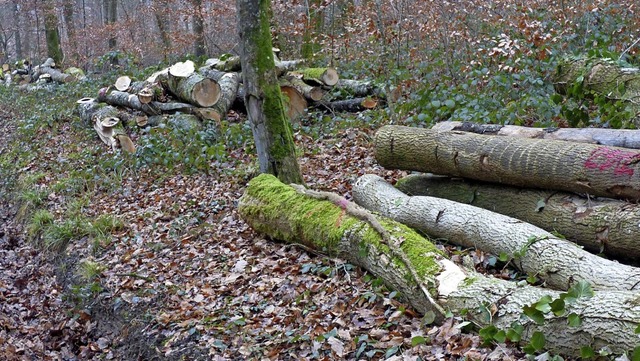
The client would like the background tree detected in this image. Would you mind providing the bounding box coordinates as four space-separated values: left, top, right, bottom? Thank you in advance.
192 0 206 57
62 0 77 63
103 0 118 64
236 0 304 184
43 0 63 64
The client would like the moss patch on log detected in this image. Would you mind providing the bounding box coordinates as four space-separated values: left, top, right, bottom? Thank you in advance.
239 174 443 282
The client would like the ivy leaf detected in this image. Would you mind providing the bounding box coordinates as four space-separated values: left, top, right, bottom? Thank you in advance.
494 330 507 343
411 335 427 347
445 99 456 109
567 313 582 327
568 281 594 299
506 327 521 342
530 331 546 351
580 346 595 359
535 295 553 313
523 304 545 324
498 252 510 262
631 346 640 361
635 324 640 334
550 298 565 316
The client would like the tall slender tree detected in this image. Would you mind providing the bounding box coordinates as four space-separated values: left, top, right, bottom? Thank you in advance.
12 1 22 60
192 0 206 57
104 0 118 64
62 0 77 62
237 0 304 184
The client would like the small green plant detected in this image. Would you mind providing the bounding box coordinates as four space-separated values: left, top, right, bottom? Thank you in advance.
78 259 106 282
43 217 91 253
26 209 54 242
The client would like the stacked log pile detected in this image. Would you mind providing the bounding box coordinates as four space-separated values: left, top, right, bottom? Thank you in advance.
0 58 84 88
79 55 384 151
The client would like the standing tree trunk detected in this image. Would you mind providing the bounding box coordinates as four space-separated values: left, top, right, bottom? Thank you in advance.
62 0 77 62
12 1 22 60
104 0 118 64
301 0 323 60
191 0 206 57
154 0 172 61
236 0 304 184
43 1 63 65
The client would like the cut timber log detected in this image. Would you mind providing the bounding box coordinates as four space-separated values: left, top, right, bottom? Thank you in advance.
115 76 132 91
335 79 385 98
432 121 640 149
128 81 164 104
299 67 339 86
238 174 640 358
97 88 219 122
281 75 323 101
280 85 307 120
316 97 378 113
76 98 101 125
146 114 202 131
204 55 241 72
91 105 135 152
33 65 75 83
375 125 640 201
275 59 305 76
166 70 221 108
353 174 640 291
210 72 240 120
395 174 640 263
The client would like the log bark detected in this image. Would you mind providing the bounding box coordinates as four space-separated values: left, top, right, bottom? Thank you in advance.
204 55 242 72
316 97 377 112
238 174 640 358
353 174 640 291
33 65 75 83
97 88 219 122
91 106 134 152
146 114 202 131
432 121 640 149
335 78 385 98
395 174 640 264
210 72 240 120
375 125 640 201
299 67 339 86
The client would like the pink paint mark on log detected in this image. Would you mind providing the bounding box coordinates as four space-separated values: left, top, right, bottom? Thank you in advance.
584 147 640 176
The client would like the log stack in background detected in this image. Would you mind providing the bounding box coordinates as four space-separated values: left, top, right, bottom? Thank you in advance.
79 55 386 152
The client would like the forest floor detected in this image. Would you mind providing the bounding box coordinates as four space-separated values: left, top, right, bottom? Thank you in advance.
0 84 526 360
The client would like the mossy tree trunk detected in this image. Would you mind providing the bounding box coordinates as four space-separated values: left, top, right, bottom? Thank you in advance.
236 0 304 184
43 1 63 65
238 174 640 358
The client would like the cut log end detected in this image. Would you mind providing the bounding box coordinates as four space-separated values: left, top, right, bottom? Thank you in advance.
193 79 221 107
138 88 154 104
322 68 339 86
115 76 132 91
280 85 307 120
169 60 196 78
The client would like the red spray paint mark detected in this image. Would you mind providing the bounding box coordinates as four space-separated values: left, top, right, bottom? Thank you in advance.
584 147 640 176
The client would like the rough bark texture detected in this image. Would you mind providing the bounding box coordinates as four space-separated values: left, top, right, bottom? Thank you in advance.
239 174 640 358
432 120 640 149
396 174 640 264
375 125 640 201
237 0 304 184
146 114 202 131
210 72 240 119
336 79 385 98
281 75 324 101
316 97 377 113
353 174 640 291
191 0 206 57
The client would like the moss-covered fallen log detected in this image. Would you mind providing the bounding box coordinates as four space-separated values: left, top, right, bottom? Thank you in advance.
375 125 640 201
238 174 640 357
353 174 640 291
396 174 640 263
432 121 640 149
